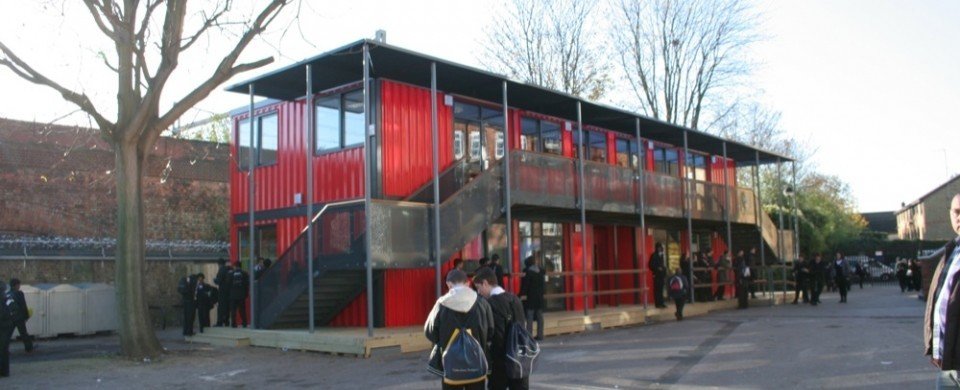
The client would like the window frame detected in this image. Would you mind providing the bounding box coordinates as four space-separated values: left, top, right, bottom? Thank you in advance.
237 110 280 171
519 116 564 156
314 88 366 155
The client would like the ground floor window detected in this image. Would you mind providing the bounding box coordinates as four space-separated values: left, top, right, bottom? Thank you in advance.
519 221 565 311
238 224 277 270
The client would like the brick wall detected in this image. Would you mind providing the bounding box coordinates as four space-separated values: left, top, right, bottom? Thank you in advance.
0 118 229 241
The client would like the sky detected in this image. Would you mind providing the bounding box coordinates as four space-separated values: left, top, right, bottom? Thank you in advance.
0 0 957 213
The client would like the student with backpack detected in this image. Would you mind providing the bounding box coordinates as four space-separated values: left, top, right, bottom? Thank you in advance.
473 267 537 390
668 269 689 321
425 269 494 390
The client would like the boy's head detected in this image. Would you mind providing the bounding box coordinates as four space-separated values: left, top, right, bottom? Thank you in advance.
472 268 499 298
491 254 501 264
445 269 468 289
9 278 20 291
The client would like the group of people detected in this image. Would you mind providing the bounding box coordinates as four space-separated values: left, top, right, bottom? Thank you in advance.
790 252 860 305
0 278 34 378
426 254 546 389
896 258 924 293
179 259 250 336
649 244 763 320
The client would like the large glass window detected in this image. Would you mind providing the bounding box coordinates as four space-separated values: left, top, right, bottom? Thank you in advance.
454 102 503 172
315 89 365 153
588 131 607 162
685 152 708 181
238 225 278 269
615 138 639 168
237 112 278 170
653 146 680 176
520 117 563 155
519 221 565 311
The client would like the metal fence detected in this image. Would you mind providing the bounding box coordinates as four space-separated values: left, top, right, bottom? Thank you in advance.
0 235 227 260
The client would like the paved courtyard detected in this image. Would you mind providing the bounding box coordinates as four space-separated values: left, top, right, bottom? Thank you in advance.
1 285 932 389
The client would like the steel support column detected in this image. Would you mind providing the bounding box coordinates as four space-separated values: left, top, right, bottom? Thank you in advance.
722 142 733 267
576 102 588 316
247 84 257 329
754 151 766 297
502 81 513 290
635 119 647 310
305 65 315 332
776 158 785 295
431 62 442 299
792 161 800 261
683 130 694 303
362 44 374 337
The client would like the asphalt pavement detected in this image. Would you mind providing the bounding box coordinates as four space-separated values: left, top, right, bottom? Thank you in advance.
0 285 933 389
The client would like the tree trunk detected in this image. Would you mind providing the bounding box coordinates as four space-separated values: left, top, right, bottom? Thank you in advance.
114 140 163 358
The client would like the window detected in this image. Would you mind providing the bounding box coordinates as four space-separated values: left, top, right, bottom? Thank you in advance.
238 225 278 268
454 102 504 169
315 89 366 153
589 131 607 162
237 112 278 170
653 146 680 176
520 117 563 155
685 152 707 181
616 138 639 168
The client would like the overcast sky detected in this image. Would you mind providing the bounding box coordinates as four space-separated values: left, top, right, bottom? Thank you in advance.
1 0 956 213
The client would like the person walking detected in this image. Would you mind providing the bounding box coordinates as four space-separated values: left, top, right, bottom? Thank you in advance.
834 252 850 303
473 268 528 390
649 243 667 309
809 254 826 305
792 256 809 304
519 256 545 341
746 247 758 299
6 279 33 352
680 253 693 304
229 266 250 328
714 251 730 301
0 280 14 378
924 193 960 387
734 249 750 309
424 269 493 390
177 273 198 336
667 269 689 321
214 259 233 326
194 274 216 334
855 261 867 289
896 258 909 293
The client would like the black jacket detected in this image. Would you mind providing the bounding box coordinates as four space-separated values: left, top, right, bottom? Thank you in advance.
490 263 506 287
520 265 546 311
178 275 198 302
196 283 217 309
486 291 526 360
649 251 667 278
229 269 250 300
926 240 960 369
11 290 28 321
425 286 494 361
214 266 233 298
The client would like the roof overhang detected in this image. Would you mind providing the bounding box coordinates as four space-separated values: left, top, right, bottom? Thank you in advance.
227 39 792 165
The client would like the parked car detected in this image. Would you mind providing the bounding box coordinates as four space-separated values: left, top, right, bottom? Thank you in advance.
853 258 895 281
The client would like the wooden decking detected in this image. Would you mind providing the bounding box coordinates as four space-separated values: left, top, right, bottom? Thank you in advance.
187 292 790 357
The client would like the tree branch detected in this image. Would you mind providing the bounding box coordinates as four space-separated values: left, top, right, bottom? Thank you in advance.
179 0 232 52
0 42 115 135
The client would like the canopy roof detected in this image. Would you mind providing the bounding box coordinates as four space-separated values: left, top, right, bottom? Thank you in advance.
227 39 792 165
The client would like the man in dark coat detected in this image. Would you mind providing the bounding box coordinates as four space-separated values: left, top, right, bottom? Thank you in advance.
213 259 232 326
924 193 960 387
519 256 545 341
425 269 494 390
178 273 198 336
229 266 250 328
194 274 216 334
834 252 850 303
7 279 33 352
733 250 749 309
809 254 826 305
714 251 731 301
0 280 13 378
792 257 809 304
746 247 758 299
649 243 667 308
489 254 506 289
474 267 528 389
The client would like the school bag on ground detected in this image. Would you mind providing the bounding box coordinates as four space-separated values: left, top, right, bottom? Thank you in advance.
505 320 540 379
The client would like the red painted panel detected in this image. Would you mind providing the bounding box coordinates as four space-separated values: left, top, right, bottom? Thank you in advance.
639 228 654 305
329 292 367 327
593 226 615 306
380 80 454 198
615 226 639 305
565 223 595 311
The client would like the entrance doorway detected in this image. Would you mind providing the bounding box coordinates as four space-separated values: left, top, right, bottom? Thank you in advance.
519 221 565 311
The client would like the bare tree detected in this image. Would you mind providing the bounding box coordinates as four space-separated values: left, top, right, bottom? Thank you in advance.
611 0 756 129
0 0 293 358
481 0 608 100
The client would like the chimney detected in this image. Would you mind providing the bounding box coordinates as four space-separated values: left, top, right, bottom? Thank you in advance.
375 30 387 44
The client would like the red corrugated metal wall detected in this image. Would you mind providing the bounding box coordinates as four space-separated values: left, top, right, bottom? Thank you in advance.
615 226 639 305
593 226 616 306
565 223 595 311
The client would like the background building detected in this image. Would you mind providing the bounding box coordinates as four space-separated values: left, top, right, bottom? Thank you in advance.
897 175 960 241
